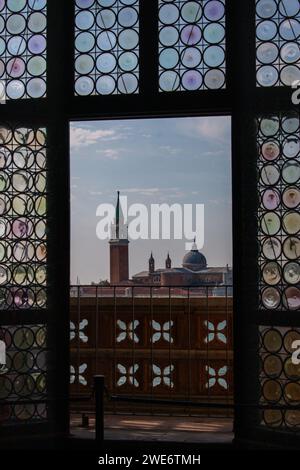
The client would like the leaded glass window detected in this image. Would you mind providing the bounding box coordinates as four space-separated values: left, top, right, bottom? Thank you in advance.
258 113 300 311
0 125 47 310
75 0 139 96
256 0 300 87
260 326 300 430
0 0 47 100
158 0 226 92
0 324 47 425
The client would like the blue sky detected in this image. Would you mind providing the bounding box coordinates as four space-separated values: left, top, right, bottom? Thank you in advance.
70 116 232 284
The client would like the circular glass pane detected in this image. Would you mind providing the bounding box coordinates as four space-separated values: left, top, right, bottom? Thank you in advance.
283 237 300 260
159 48 179 69
263 409 283 427
262 262 281 285
283 262 300 285
261 140 280 161
160 4 179 25
119 51 138 71
96 75 116 94
260 117 280 136
262 237 281 260
257 0 277 18
262 189 280 210
263 379 282 402
282 187 300 209
284 330 300 353
282 211 300 235
284 382 300 404
182 70 203 90
257 20 277 41
261 212 281 235
283 287 300 310
257 42 279 64
204 1 225 21
284 357 300 380
181 1 202 22
159 26 179 47
263 329 282 352
262 287 281 309
285 410 300 428
282 161 300 184
264 354 282 377
260 164 280 185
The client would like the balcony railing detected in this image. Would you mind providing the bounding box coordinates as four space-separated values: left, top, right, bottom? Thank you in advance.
69 285 233 416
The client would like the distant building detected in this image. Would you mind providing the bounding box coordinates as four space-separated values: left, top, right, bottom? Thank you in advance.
132 241 232 290
109 192 232 293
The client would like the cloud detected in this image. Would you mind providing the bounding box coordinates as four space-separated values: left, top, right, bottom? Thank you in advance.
70 126 116 149
208 199 232 206
197 118 230 141
178 117 231 144
201 150 225 157
100 149 120 160
120 188 160 196
119 187 186 198
159 145 181 155
101 132 132 142
95 148 126 160
88 190 103 196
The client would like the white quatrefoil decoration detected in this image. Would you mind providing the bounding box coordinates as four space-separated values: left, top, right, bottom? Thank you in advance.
117 363 139 388
116 320 139 343
151 320 173 344
152 364 174 388
204 320 227 344
70 319 88 343
70 363 87 386
205 365 228 390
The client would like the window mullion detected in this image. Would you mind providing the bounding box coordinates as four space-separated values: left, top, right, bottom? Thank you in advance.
135 0 159 98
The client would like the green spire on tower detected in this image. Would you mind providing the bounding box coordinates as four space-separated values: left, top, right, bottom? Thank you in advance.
116 191 120 239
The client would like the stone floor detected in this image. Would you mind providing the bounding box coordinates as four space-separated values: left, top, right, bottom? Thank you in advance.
71 414 234 444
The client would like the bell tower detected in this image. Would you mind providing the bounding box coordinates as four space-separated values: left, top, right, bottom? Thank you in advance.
109 191 129 284
149 252 155 274
165 253 172 269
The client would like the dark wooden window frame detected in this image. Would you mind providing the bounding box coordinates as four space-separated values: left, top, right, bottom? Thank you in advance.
1 0 299 446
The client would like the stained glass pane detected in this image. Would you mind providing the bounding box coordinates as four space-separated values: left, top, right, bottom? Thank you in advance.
0 0 47 100
0 125 47 310
260 326 300 431
158 0 226 92
256 0 300 87
0 324 48 425
74 0 139 96
258 113 300 311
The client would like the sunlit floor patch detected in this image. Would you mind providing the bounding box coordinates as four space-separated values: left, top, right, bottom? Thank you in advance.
71 414 233 443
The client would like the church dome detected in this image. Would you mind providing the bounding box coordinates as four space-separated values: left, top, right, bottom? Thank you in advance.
182 247 207 271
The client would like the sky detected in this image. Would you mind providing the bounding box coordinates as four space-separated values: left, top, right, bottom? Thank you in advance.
70 116 232 284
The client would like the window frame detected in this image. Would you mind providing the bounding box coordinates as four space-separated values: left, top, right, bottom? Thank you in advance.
0 0 299 446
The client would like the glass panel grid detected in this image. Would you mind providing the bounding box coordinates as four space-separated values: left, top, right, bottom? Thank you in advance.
258 113 300 311
256 0 300 87
0 324 48 425
259 326 300 431
0 125 47 310
0 0 47 100
158 0 226 92
75 0 139 96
